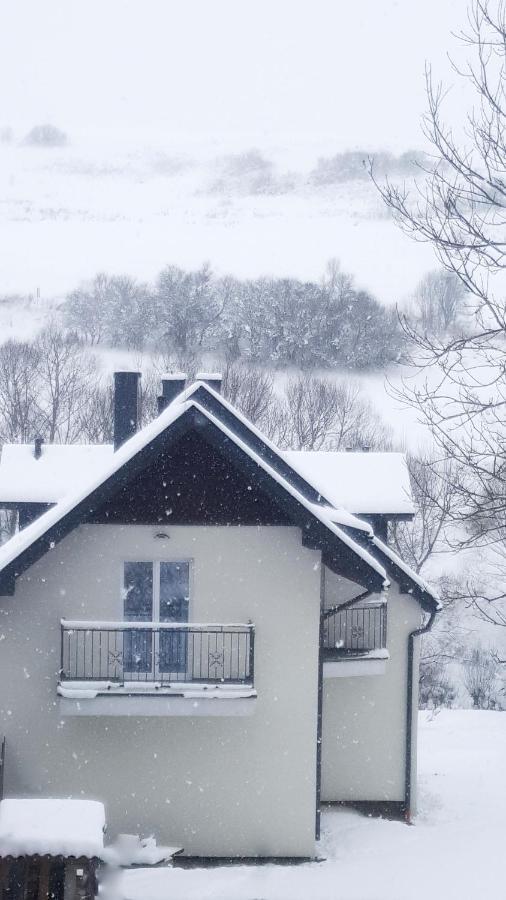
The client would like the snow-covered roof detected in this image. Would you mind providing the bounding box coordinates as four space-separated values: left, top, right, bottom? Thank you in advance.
0 446 414 516
285 451 415 515
0 799 105 858
0 443 114 503
0 388 389 589
0 434 413 518
0 380 439 610
371 536 442 611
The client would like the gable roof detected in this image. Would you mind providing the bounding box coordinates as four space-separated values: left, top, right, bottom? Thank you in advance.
0 404 414 517
0 389 389 596
0 380 439 612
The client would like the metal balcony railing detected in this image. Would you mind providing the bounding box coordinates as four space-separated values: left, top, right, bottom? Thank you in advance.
323 602 387 655
60 621 254 686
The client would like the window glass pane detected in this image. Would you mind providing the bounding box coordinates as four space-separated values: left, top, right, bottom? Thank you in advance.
160 562 189 623
123 562 153 673
159 562 189 674
123 562 153 621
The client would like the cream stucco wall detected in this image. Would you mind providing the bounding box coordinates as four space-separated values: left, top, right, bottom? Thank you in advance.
321 576 423 806
0 524 321 858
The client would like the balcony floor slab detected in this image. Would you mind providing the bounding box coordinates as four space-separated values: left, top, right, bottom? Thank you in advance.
58 681 257 716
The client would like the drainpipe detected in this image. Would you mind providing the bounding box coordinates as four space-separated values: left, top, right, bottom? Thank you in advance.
404 609 436 822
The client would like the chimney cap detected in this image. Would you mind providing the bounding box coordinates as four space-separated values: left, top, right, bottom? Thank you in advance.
196 371 222 381
161 372 187 381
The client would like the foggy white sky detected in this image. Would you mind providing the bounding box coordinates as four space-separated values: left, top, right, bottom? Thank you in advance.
0 0 467 150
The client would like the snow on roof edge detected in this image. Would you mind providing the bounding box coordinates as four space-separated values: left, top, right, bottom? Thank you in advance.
0 399 192 572
0 387 388 586
372 536 441 609
0 799 105 859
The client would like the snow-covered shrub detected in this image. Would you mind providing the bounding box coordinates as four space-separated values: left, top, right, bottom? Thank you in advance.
463 648 501 709
310 149 429 186
24 124 68 147
419 659 457 709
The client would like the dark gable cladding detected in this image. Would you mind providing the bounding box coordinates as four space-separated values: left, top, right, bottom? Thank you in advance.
0 405 385 596
189 385 335 507
89 426 293 526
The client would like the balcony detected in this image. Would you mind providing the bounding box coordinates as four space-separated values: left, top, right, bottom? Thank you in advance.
58 621 256 716
322 602 388 677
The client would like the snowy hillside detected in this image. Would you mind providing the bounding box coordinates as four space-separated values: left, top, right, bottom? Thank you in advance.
0 136 437 304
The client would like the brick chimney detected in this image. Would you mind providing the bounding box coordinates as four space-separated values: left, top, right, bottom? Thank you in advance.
157 373 187 414
196 372 222 393
113 371 141 450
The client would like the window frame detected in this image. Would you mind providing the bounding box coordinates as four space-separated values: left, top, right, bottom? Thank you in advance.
120 558 193 623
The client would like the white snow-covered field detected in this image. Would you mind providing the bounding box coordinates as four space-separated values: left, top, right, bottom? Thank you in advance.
0 137 437 304
118 710 505 900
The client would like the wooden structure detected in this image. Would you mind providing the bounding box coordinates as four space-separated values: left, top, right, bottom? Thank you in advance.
0 853 99 899
0 800 104 900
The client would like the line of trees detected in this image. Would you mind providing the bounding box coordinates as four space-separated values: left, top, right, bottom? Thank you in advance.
63 261 406 369
0 329 395 452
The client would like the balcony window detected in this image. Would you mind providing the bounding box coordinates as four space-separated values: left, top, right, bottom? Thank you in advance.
123 561 190 675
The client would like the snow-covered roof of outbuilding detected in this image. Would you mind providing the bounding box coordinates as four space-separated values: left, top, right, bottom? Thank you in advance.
284 451 415 516
0 799 105 858
0 443 114 504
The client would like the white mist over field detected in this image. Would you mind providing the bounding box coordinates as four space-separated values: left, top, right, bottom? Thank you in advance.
0 136 439 301
0 0 468 300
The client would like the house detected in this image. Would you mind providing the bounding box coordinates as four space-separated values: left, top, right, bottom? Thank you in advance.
0 372 439 859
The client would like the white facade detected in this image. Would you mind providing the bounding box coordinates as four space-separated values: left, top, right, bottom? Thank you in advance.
0 378 439 859
0 524 322 858
321 578 422 807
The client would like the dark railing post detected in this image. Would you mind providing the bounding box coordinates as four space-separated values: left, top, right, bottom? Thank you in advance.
0 737 5 801
248 624 255 685
60 620 64 678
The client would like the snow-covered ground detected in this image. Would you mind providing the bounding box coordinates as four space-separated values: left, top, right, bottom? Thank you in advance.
0 137 437 304
118 710 505 900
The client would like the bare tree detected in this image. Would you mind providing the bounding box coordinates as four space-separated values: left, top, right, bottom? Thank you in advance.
409 269 468 334
390 452 456 573
419 658 457 709
79 382 114 444
0 509 17 546
221 364 274 426
0 339 42 443
277 375 343 450
66 273 116 345
324 380 393 451
373 0 506 621
463 646 500 708
272 374 392 451
34 325 95 443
